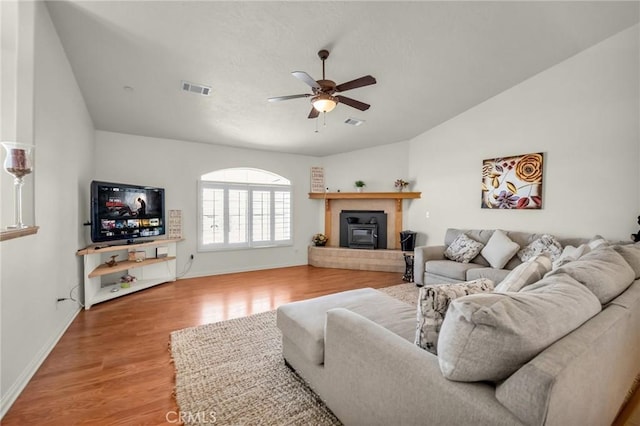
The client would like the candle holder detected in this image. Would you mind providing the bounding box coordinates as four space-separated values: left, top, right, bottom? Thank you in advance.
2 142 34 229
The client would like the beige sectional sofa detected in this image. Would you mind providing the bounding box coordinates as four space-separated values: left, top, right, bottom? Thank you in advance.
414 228 588 285
277 235 640 426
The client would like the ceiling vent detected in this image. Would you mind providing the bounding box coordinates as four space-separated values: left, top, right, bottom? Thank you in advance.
344 118 365 126
181 80 212 96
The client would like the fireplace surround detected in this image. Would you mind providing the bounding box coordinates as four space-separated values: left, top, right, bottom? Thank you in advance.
308 191 421 249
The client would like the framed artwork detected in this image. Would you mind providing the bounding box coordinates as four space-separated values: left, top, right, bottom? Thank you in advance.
481 152 544 209
168 209 183 238
310 166 325 193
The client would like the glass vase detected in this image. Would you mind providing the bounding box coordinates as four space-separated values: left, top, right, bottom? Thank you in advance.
2 142 35 229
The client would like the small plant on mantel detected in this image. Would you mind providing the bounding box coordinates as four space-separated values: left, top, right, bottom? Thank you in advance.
394 179 409 192
354 180 366 192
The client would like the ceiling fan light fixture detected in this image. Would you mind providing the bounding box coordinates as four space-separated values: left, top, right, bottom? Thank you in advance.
311 93 337 113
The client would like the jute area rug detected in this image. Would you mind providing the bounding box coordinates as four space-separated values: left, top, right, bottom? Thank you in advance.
170 283 419 425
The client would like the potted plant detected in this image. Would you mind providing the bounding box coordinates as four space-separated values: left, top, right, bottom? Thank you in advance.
394 179 409 192
312 233 328 246
354 180 366 192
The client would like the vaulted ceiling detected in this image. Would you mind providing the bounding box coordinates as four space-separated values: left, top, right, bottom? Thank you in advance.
46 1 639 156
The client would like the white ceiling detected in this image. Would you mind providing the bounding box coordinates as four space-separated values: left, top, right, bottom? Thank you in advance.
46 1 639 157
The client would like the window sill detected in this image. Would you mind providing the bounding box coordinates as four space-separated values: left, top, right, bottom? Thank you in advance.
0 226 39 242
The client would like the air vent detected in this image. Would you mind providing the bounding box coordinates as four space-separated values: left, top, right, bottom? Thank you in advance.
181 80 212 96
344 118 365 126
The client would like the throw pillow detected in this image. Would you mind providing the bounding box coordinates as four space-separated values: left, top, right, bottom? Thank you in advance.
444 234 485 263
546 246 634 304
415 278 494 355
494 255 551 293
552 243 591 269
613 243 640 279
480 230 520 269
437 274 601 382
588 237 609 250
517 234 563 262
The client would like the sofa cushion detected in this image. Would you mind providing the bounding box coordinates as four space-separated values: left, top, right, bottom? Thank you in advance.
481 229 520 269
517 234 563 262
494 255 552 293
552 243 591 269
613 243 640 279
466 267 511 283
444 233 485 263
437 273 601 382
276 288 416 365
425 260 484 281
547 246 635 304
415 278 494 354
444 229 493 266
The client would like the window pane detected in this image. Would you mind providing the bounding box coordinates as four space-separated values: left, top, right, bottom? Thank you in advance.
202 168 290 185
228 190 248 243
252 190 271 242
202 188 224 244
274 191 291 241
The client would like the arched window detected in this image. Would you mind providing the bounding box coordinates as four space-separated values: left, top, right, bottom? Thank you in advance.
198 168 292 251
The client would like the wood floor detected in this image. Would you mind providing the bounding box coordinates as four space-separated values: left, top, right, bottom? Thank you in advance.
2 266 403 425
2 265 639 425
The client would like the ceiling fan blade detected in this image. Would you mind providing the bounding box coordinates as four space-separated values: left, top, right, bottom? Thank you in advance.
335 75 376 92
336 95 370 111
308 107 320 119
292 71 321 89
268 94 311 102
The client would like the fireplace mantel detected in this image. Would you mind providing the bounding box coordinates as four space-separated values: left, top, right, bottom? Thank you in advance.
308 192 421 200
308 192 421 249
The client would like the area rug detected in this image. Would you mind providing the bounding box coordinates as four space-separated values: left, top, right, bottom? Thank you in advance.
170 283 418 425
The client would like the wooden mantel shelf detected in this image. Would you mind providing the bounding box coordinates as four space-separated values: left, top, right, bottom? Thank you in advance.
308 191 421 200
309 192 421 250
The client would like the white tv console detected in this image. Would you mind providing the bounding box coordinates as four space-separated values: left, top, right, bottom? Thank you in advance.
77 238 182 309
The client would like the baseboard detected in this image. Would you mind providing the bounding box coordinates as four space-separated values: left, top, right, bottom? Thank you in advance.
0 305 81 419
179 261 307 279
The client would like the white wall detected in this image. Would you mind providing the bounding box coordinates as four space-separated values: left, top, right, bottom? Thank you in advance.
94 131 321 277
0 2 95 417
322 141 411 193
1 0 35 228
406 25 640 246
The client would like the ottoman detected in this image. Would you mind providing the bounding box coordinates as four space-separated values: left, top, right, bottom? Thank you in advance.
276 288 416 376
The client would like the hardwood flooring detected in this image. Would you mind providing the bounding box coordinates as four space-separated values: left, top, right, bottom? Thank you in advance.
2 266 403 425
2 265 638 425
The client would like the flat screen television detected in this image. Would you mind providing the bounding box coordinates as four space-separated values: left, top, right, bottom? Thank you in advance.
90 180 165 244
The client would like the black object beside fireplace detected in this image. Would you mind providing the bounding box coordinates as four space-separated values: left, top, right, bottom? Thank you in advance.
339 210 387 249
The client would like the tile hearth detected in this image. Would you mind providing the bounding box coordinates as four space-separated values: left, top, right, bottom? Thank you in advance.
308 246 406 273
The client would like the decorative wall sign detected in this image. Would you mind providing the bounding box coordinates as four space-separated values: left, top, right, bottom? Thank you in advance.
168 209 183 238
310 166 325 193
481 152 544 209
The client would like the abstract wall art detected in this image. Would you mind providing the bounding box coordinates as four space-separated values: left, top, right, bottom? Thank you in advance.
481 152 544 209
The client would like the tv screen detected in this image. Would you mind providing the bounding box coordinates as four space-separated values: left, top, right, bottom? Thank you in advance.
91 180 165 244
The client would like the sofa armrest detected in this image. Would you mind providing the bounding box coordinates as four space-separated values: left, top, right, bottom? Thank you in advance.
413 245 446 285
322 308 523 426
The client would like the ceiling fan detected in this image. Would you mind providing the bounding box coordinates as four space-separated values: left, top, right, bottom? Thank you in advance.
268 49 376 119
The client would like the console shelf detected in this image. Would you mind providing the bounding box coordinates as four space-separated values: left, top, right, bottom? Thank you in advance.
77 238 182 309
88 256 176 278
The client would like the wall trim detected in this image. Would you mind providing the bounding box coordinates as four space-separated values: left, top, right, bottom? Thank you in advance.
180 261 308 279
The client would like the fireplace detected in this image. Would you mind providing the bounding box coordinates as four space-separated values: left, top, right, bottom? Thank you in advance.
339 210 387 249
348 223 378 249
